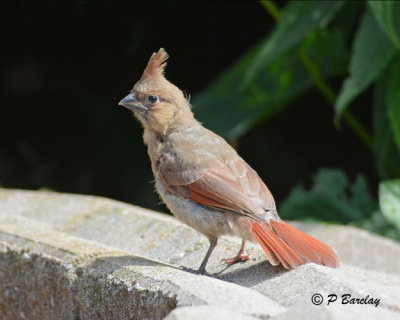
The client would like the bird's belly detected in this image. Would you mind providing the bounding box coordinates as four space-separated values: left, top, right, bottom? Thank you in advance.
155 180 232 240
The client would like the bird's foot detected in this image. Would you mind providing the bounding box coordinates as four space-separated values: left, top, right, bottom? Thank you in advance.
223 253 251 265
179 266 214 277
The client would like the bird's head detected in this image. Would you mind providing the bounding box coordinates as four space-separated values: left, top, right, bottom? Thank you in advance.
119 48 192 135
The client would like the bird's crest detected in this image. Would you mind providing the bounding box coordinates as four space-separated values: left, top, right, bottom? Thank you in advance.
141 48 169 80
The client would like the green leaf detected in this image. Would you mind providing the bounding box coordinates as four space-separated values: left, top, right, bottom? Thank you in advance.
335 9 396 119
372 70 400 178
369 0 400 49
279 168 377 224
244 1 344 84
194 47 304 139
387 55 400 155
193 28 348 139
379 179 400 231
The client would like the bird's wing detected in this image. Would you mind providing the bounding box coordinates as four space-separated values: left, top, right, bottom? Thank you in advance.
158 156 278 223
158 156 340 269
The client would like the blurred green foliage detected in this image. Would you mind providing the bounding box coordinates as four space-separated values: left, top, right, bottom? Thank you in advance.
195 1 400 240
334 9 396 120
369 1 400 50
280 169 376 224
379 180 400 232
280 168 400 241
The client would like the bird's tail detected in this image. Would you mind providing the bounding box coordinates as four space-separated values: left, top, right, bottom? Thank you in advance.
249 220 340 269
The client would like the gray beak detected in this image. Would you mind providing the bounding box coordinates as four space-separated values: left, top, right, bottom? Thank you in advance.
118 93 147 112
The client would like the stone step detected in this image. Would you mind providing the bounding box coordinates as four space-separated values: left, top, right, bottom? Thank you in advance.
0 215 283 320
1 189 400 319
1 189 399 275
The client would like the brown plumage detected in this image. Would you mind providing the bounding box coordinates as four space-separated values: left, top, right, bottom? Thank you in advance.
119 48 340 274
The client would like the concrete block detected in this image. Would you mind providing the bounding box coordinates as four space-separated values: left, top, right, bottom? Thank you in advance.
1 189 399 276
164 306 258 320
0 215 283 319
1 189 400 319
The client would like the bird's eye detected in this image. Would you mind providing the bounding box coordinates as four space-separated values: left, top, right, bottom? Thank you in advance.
147 95 159 104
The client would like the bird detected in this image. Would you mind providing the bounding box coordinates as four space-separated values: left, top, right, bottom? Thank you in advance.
119 48 340 274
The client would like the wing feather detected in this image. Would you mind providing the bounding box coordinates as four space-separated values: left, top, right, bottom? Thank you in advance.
158 156 277 223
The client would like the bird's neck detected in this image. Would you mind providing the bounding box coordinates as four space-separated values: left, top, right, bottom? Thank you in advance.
142 116 199 163
143 129 163 164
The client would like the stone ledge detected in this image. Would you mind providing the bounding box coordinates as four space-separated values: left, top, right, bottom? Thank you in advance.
1 189 399 275
1 189 400 319
0 215 283 320
164 306 258 320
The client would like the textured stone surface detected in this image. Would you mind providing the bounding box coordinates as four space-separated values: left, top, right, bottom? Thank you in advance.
0 215 283 320
1 189 399 275
164 306 258 320
272 301 400 320
1 188 400 319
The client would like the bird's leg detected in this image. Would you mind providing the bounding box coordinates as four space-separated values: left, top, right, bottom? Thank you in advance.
197 239 217 274
223 239 251 265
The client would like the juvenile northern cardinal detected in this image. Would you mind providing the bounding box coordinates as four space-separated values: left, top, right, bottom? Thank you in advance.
119 48 340 274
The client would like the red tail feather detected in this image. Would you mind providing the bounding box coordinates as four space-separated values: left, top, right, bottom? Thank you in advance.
250 220 340 269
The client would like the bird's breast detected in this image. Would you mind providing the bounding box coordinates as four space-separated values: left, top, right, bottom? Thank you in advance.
154 178 232 240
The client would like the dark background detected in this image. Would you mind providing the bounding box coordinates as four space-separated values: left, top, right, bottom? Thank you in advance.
0 1 376 213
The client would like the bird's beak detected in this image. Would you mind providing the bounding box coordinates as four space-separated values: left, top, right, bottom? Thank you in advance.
119 93 148 113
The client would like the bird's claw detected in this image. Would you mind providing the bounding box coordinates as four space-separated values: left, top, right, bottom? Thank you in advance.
223 253 251 265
